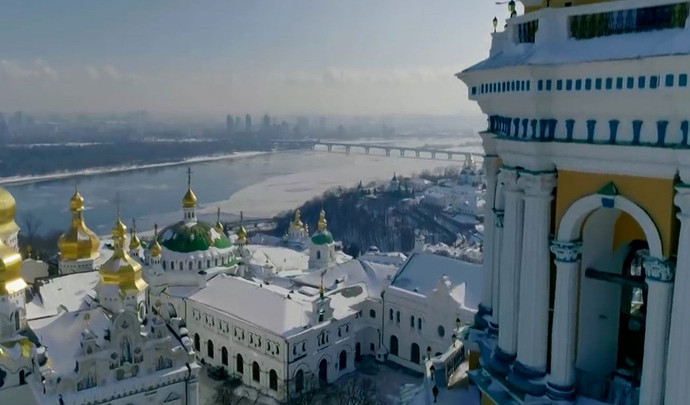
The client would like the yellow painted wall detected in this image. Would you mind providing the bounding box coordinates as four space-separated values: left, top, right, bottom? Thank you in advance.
613 212 646 252
526 0 618 13
555 170 677 257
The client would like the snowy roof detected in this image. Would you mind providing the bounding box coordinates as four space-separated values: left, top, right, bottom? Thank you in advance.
463 28 690 73
247 245 309 273
391 253 482 306
26 271 99 320
187 275 313 337
292 259 397 298
29 307 111 376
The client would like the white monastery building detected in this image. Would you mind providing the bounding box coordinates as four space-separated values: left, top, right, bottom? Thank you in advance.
459 0 690 404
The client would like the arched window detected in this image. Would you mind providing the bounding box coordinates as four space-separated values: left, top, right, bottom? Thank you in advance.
188 261 193 270
369 309 376 318
253 361 260 382
390 335 399 356
418 318 422 330
317 251 321 260
269 370 278 391
198 261 202 270
295 369 304 392
207 260 210 268
171 261 175 270
121 337 132 364
221 347 228 366
389 309 393 321
237 353 244 374
396 311 400 323
410 343 420 364
179 261 183 270
207 340 214 358
410 315 415 328
194 334 200 351
162 261 166 270
339 350 347 370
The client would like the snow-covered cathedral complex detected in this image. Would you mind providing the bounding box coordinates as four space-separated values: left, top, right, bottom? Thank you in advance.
460 0 690 404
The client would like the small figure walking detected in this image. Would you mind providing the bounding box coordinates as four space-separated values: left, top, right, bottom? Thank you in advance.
432 384 439 403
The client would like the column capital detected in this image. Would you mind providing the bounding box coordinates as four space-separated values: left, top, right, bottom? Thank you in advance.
550 240 582 263
675 184 690 217
644 257 675 282
518 171 557 197
498 167 520 191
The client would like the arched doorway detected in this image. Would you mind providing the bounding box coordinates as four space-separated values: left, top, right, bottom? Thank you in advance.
355 342 361 362
389 335 398 356
252 362 260 382
194 334 200 352
236 353 244 374
269 369 278 391
410 343 420 364
319 359 328 385
19 370 25 385
221 347 228 366
295 369 304 392
554 191 666 400
339 350 347 370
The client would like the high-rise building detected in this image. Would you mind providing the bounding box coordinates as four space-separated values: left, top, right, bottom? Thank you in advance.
459 1 690 404
245 114 252 132
226 114 234 135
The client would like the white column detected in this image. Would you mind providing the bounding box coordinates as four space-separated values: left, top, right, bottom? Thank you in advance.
664 186 690 404
490 208 504 333
547 240 582 401
508 172 556 395
639 257 673 405
476 156 500 330
490 168 523 375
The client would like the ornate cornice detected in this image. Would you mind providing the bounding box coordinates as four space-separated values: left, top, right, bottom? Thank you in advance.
550 240 582 263
518 172 557 197
644 257 675 282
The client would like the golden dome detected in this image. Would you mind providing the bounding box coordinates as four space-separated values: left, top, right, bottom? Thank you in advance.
290 209 305 231
99 215 147 293
58 189 101 261
149 224 162 257
0 240 26 295
0 188 16 225
128 220 141 251
182 188 198 208
317 209 328 232
236 225 247 245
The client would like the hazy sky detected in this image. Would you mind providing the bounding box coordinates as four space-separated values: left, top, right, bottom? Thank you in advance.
0 1 503 116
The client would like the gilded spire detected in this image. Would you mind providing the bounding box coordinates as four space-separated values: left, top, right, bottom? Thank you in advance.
0 237 26 295
58 188 101 260
237 211 247 245
215 207 224 233
150 224 162 257
291 209 305 231
182 167 198 209
317 209 328 232
129 219 141 251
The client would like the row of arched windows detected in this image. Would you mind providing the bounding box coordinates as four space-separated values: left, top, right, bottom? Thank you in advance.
194 334 279 391
162 255 231 271
388 335 421 364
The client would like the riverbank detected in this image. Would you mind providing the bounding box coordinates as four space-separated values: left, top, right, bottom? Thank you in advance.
0 151 268 186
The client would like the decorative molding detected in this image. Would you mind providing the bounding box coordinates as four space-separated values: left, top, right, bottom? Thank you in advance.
550 240 582 263
519 172 556 197
644 257 675 282
674 185 690 217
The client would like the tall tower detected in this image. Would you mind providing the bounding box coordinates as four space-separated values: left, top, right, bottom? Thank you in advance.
182 167 198 224
245 114 252 132
459 1 690 404
57 188 101 273
308 209 336 270
96 213 147 313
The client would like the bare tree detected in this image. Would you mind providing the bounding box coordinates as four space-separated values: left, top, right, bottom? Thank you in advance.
335 377 380 405
20 212 42 256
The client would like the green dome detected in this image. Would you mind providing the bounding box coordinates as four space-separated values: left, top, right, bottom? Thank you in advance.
311 230 334 245
159 221 231 253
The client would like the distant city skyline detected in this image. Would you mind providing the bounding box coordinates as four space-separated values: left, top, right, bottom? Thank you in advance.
0 1 512 116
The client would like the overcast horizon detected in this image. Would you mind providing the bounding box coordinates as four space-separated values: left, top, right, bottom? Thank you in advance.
0 1 506 117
